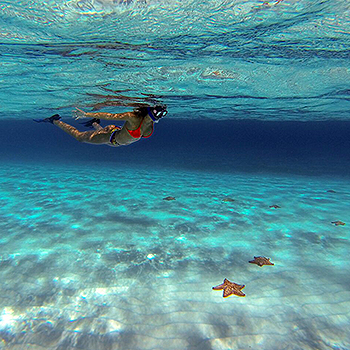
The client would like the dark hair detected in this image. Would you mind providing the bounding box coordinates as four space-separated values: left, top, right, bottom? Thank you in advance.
134 105 167 120
133 106 149 117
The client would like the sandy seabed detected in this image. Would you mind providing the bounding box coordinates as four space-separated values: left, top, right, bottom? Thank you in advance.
0 162 349 350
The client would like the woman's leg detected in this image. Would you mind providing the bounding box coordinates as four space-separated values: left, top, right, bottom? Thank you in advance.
53 120 112 144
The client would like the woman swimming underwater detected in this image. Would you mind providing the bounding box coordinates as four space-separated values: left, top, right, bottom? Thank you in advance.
34 105 167 147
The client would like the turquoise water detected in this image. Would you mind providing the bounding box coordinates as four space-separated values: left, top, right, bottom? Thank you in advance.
1 0 350 120
1 162 350 349
1 0 350 349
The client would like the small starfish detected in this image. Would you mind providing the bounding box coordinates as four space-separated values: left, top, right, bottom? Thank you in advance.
163 196 176 201
331 221 345 226
212 278 245 298
269 205 281 209
222 197 235 202
249 256 274 267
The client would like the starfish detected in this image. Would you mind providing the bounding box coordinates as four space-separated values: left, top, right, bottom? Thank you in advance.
331 221 345 226
222 197 235 202
163 196 176 201
249 256 274 267
212 278 245 298
269 205 280 209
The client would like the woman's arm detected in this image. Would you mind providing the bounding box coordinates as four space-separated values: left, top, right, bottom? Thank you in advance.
74 108 135 121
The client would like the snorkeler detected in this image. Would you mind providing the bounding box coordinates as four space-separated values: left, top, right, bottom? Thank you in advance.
33 105 167 147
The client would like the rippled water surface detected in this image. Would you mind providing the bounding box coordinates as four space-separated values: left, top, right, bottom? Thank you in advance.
1 0 349 120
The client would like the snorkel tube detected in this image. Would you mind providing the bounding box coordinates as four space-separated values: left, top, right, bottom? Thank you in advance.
147 107 158 122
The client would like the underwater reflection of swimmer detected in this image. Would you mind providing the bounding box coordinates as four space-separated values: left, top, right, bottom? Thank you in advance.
33 105 167 147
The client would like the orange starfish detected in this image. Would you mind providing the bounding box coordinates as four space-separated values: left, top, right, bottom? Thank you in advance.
249 256 274 267
212 278 245 298
331 221 345 226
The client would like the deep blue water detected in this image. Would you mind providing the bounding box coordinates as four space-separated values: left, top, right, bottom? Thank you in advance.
3 119 350 176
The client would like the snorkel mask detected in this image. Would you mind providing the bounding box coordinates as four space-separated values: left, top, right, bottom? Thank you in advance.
147 105 168 123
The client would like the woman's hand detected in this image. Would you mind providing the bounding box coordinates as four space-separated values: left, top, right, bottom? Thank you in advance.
73 108 88 120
